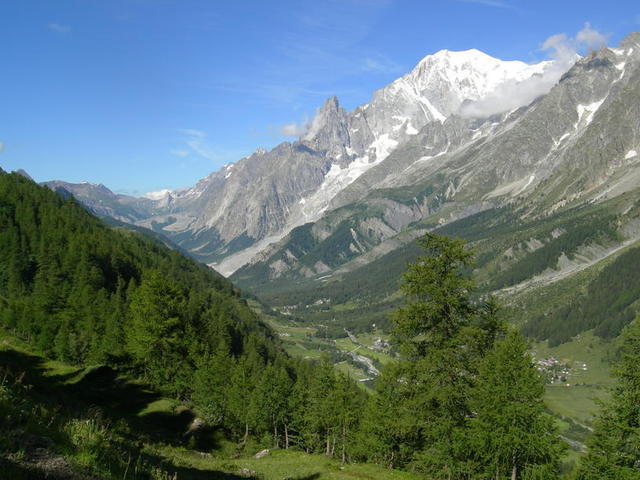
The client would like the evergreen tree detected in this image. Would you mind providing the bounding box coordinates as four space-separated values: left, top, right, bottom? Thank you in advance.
392 233 475 359
388 233 483 475
125 271 189 392
249 362 293 448
466 329 564 480
575 318 640 480
355 363 420 469
192 345 234 425
306 359 339 455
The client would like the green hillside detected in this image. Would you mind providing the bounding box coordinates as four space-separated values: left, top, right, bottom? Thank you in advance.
234 191 640 347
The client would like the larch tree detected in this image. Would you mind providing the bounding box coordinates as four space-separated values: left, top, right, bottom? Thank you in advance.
467 329 564 480
390 233 481 476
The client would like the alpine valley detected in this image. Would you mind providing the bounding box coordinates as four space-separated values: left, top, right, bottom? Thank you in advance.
5 21 640 480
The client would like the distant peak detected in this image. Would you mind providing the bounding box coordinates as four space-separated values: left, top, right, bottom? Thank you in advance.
14 169 33 181
302 95 345 142
320 95 340 112
422 48 491 63
620 30 640 50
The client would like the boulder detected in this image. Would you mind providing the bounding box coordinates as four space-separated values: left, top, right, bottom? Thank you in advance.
254 448 270 459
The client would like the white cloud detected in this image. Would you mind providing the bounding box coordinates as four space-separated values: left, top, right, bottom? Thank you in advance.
280 121 308 137
0 142 5 153
186 139 215 160
170 149 190 157
48 23 71 34
576 22 608 49
459 23 608 119
177 129 216 160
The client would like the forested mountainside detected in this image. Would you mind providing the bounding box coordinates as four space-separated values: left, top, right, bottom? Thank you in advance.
0 172 365 454
0 174 565 478
0 171 275 372
233 191 640 345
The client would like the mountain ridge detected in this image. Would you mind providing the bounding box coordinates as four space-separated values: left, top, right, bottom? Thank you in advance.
38 46 565 275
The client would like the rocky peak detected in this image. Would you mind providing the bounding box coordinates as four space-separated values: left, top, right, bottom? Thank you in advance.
14 169 34 181
620 31 640 51
301 95 351 159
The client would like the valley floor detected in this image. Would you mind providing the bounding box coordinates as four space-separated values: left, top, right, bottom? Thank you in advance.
254 305 614 469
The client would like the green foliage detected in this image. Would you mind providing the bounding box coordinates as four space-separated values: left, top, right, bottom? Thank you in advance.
575 318 640 479
486 213 618 291
524 245 640 345
466 330 565 479
126 272 189 392
357 233 560 479
0 172 278 390
64 415 112 471
0 172 371 460
392 233 476 358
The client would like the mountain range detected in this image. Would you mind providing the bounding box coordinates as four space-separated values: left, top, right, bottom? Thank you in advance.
37 31 640 342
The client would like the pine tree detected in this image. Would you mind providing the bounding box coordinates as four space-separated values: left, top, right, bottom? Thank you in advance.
575 318 640 480
248 362 293 448
466 329 564 480
355 362 420 469
306 359 339 455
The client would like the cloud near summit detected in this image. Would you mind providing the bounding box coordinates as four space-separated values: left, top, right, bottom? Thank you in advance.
458 23 609 119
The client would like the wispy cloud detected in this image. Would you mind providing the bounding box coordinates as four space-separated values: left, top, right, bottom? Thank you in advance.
459 23 608 119
174 129 247 165
451 0 511 8
48 23 71 34
361 56 403 74
177 128 205 138
174 129 215 161
279 120 309 137
170 149 190 158
0 141 5 153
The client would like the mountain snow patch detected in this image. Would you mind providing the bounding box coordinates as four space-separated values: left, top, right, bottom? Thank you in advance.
575 98 606 129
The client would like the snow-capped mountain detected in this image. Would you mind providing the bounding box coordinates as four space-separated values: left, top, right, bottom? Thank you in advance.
52 36 640 280
92 47 555 275
235 33 640 285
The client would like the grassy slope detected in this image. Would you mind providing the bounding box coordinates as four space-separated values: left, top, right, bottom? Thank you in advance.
0 331 418 480
151 446 418 480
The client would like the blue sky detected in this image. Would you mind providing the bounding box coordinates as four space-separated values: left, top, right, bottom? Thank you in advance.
1 0 639 194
